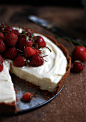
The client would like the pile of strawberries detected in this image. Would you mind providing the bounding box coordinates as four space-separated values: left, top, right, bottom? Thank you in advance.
0 23 86 74
0 23 46 72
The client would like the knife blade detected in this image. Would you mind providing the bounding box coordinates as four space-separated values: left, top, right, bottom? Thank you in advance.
28 15 86 47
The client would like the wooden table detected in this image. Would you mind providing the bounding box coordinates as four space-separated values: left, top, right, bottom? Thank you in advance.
0 5 86 122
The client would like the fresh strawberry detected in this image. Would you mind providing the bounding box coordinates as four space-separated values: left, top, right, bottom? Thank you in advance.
18 36 33 50
24 47 35 58
5 32 18 46
22 92 32 102
4 26 13 33
13 55 26 67
72 46 86 62
0 63 3 72
24 37 33 47
12 29 20 36
35 36 46 48
4 46 18 60
0 23 8 32
72 60 83 73
0 55 3 72
0 39 6 53
33 48 41 54
18 36 25 50
29 54 43 66
0 32 5 40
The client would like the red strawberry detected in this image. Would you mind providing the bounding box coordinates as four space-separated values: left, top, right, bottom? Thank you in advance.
12 29 20 36
24 47 35 58
18 36 33 51
72 60 83 73
29 54 43 66
0 63 3 72
22 92 32 102
5 32 18 46
4 26 13 33
72 46 86 62
0 55 3 72
0 39 6 53
33 48 41 54
0 23 8 32
35 36 46 48
13 55 26 67
0 32 4 40
4 46 18 60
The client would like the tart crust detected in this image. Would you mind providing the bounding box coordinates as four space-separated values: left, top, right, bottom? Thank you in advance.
0 102 17 114
0 32 71 114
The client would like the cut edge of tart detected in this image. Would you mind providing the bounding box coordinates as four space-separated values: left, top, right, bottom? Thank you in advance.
0 26 71 114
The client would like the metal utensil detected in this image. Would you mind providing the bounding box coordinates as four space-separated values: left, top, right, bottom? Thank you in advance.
28 15 86 46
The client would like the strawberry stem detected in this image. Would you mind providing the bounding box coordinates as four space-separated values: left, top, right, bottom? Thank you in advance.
62 36 75 49
17 48 23 53
63 36 83 46
56 36 84 48
42 55 48 58
38 46 52 52
2 23 5 28
26 36 29 41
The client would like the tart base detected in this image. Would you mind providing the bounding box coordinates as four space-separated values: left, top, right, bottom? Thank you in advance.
0 102 17 114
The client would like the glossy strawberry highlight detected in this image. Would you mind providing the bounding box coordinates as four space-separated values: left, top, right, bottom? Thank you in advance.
35 36 46 48
13 55 26 67
72 46 86 62
29 54 43 66
5 32 18 46
22 92 32 102
72 60 83 73
24 47 35 58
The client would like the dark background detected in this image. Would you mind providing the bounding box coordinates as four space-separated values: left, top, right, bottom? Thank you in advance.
0 0 83 7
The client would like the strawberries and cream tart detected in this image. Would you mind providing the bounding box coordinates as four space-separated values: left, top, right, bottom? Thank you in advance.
0 24 71 113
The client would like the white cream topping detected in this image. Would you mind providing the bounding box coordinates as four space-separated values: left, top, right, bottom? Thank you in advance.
0 60 16 103
11 33 67 92
0 28 67 104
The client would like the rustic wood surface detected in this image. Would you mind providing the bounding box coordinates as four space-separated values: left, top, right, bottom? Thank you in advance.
0 5 86 122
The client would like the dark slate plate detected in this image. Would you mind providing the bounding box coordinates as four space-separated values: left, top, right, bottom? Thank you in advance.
13 77 64 114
